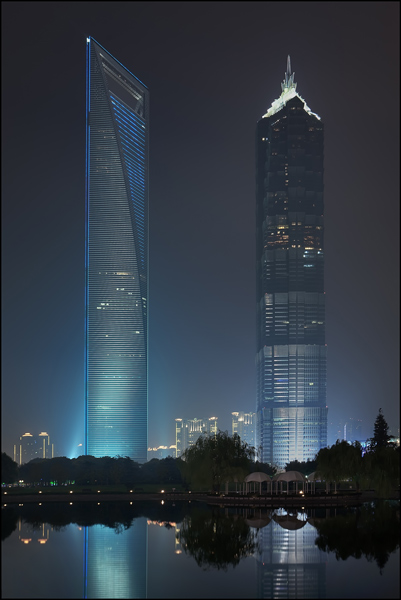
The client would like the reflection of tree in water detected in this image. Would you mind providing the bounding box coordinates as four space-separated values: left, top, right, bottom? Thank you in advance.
313 500 400 573
1 506 18 541
177 507 257 570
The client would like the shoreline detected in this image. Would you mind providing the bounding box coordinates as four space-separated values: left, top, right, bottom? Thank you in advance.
2 490 398 507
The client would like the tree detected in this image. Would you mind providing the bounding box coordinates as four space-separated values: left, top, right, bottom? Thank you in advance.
251 461 277 477
47 457 73 485
369 408 393 450
181 431 255 493
140 456 183 485
362 446 400 498
316 441 363 493
19 458 45 485
1 453 18 484
285 459 317 476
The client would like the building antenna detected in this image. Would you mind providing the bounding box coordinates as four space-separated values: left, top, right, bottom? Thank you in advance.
282 55 296 93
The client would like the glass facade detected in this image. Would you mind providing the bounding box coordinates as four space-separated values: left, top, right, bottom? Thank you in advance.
256 58 327 467
85 38 149 462
175 417 218 457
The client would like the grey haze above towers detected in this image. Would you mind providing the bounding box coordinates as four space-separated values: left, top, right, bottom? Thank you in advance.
85 37 149 462
256 57 327 468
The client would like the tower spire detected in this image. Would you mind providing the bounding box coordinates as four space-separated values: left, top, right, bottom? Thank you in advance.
263 56 320 120
281 55 296 93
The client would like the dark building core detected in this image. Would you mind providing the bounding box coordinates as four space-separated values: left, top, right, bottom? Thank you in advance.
85 37 149 462
256 57 327 468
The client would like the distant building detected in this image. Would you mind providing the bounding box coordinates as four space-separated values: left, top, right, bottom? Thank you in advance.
328 421 343 446
175 417 218 457
147 445 176 460
344 418 362 442
329 418 363 446
14 432 54 465
231 412 256 448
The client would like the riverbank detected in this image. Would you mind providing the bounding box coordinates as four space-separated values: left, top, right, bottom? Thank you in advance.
203 491 395 508
2 489 398 506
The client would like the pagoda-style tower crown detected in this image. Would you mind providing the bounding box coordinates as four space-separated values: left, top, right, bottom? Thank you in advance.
262 56 320 120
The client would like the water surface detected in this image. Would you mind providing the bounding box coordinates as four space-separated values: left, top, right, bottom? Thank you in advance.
1 500 399 598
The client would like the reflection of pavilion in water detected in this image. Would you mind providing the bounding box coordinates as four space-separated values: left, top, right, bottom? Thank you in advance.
18 519 52 545
247 508 326 599
84 519 147 599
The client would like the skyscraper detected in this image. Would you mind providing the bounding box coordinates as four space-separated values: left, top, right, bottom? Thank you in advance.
231 412 256 448
13 432 54 465
175 417 218 457
256 57 327 468
85 37 149 462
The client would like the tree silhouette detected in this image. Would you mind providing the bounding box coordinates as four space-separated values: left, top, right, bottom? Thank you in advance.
181 431 255 492
316 441 363 492
1 453 18 484
370 408 392 450
362 446 400 498
285 459 317 476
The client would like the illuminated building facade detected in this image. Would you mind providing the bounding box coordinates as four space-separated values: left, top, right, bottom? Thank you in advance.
85 37 149 461
14 432 54 465
232 412 256 448
256 57 327 467
175 417 218 457
147 445 176 460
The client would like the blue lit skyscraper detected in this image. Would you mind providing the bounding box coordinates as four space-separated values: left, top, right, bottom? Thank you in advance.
256 57 327 467
85 37 149 461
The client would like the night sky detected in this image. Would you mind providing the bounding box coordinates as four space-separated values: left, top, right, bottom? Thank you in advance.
2 2 399 458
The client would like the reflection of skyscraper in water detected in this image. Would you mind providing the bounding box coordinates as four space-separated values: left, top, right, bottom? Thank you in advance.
18 519 52 545
84 519 147 599
255 510 326 598
174 523 183 555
